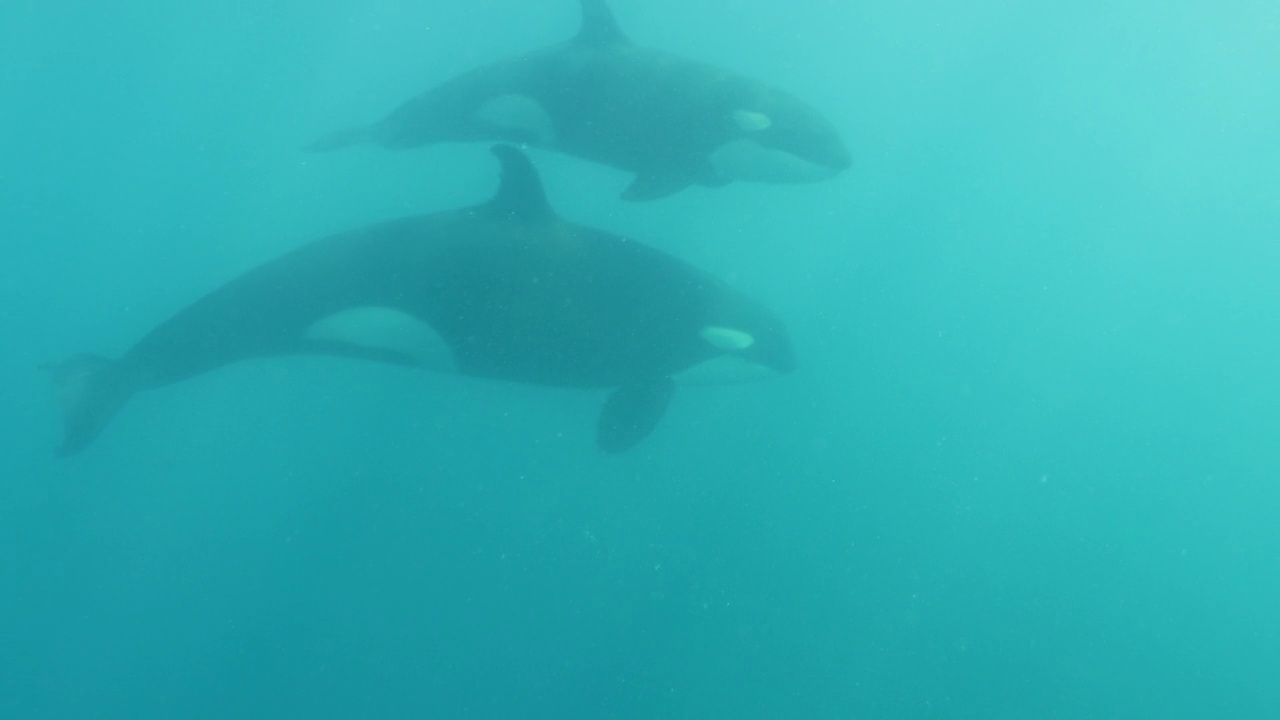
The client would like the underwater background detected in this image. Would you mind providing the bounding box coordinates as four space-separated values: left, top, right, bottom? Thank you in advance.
2 0 1277 717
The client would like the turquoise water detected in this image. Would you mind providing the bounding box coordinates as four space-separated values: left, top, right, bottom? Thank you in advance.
3 1 1277 716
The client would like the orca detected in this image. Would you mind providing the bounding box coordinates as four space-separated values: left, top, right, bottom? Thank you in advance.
306 0 851 201
45 146 795 456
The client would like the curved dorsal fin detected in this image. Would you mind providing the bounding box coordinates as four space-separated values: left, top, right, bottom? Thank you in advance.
488 145 554 222
577 0 628 46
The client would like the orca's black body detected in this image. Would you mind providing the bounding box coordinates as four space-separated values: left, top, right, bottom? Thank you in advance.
307 0 850 201
46 147 794 455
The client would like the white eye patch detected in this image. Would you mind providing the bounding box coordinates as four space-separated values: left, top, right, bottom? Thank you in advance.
700 325 755 351
732 109 773 132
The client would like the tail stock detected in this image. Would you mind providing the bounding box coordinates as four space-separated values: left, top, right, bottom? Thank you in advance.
41 354 136 456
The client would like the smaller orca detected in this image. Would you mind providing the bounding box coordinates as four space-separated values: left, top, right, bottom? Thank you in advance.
44 146 795 456
306 0 851 201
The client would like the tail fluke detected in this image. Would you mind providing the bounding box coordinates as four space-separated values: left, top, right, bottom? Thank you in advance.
302 124 374 153
42 354 136 456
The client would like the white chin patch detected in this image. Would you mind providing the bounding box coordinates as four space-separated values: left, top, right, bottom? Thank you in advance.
709 138 838 184
306 306 456 373
474 94 556 145
674 355 778 386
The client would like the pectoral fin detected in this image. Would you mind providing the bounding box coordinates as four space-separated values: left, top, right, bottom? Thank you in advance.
597 377 676 453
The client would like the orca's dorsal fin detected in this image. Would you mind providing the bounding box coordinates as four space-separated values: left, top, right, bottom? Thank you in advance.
488 145 555 222
577 0 629 46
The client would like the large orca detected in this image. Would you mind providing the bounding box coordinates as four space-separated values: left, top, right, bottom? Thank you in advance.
45 146 795 456
306 0 850 201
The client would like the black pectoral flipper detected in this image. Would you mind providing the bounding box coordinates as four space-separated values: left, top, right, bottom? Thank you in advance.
596 377 677 453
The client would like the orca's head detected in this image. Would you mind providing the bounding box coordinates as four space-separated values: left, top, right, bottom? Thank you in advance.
676 313 796 386
709 96 851 185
